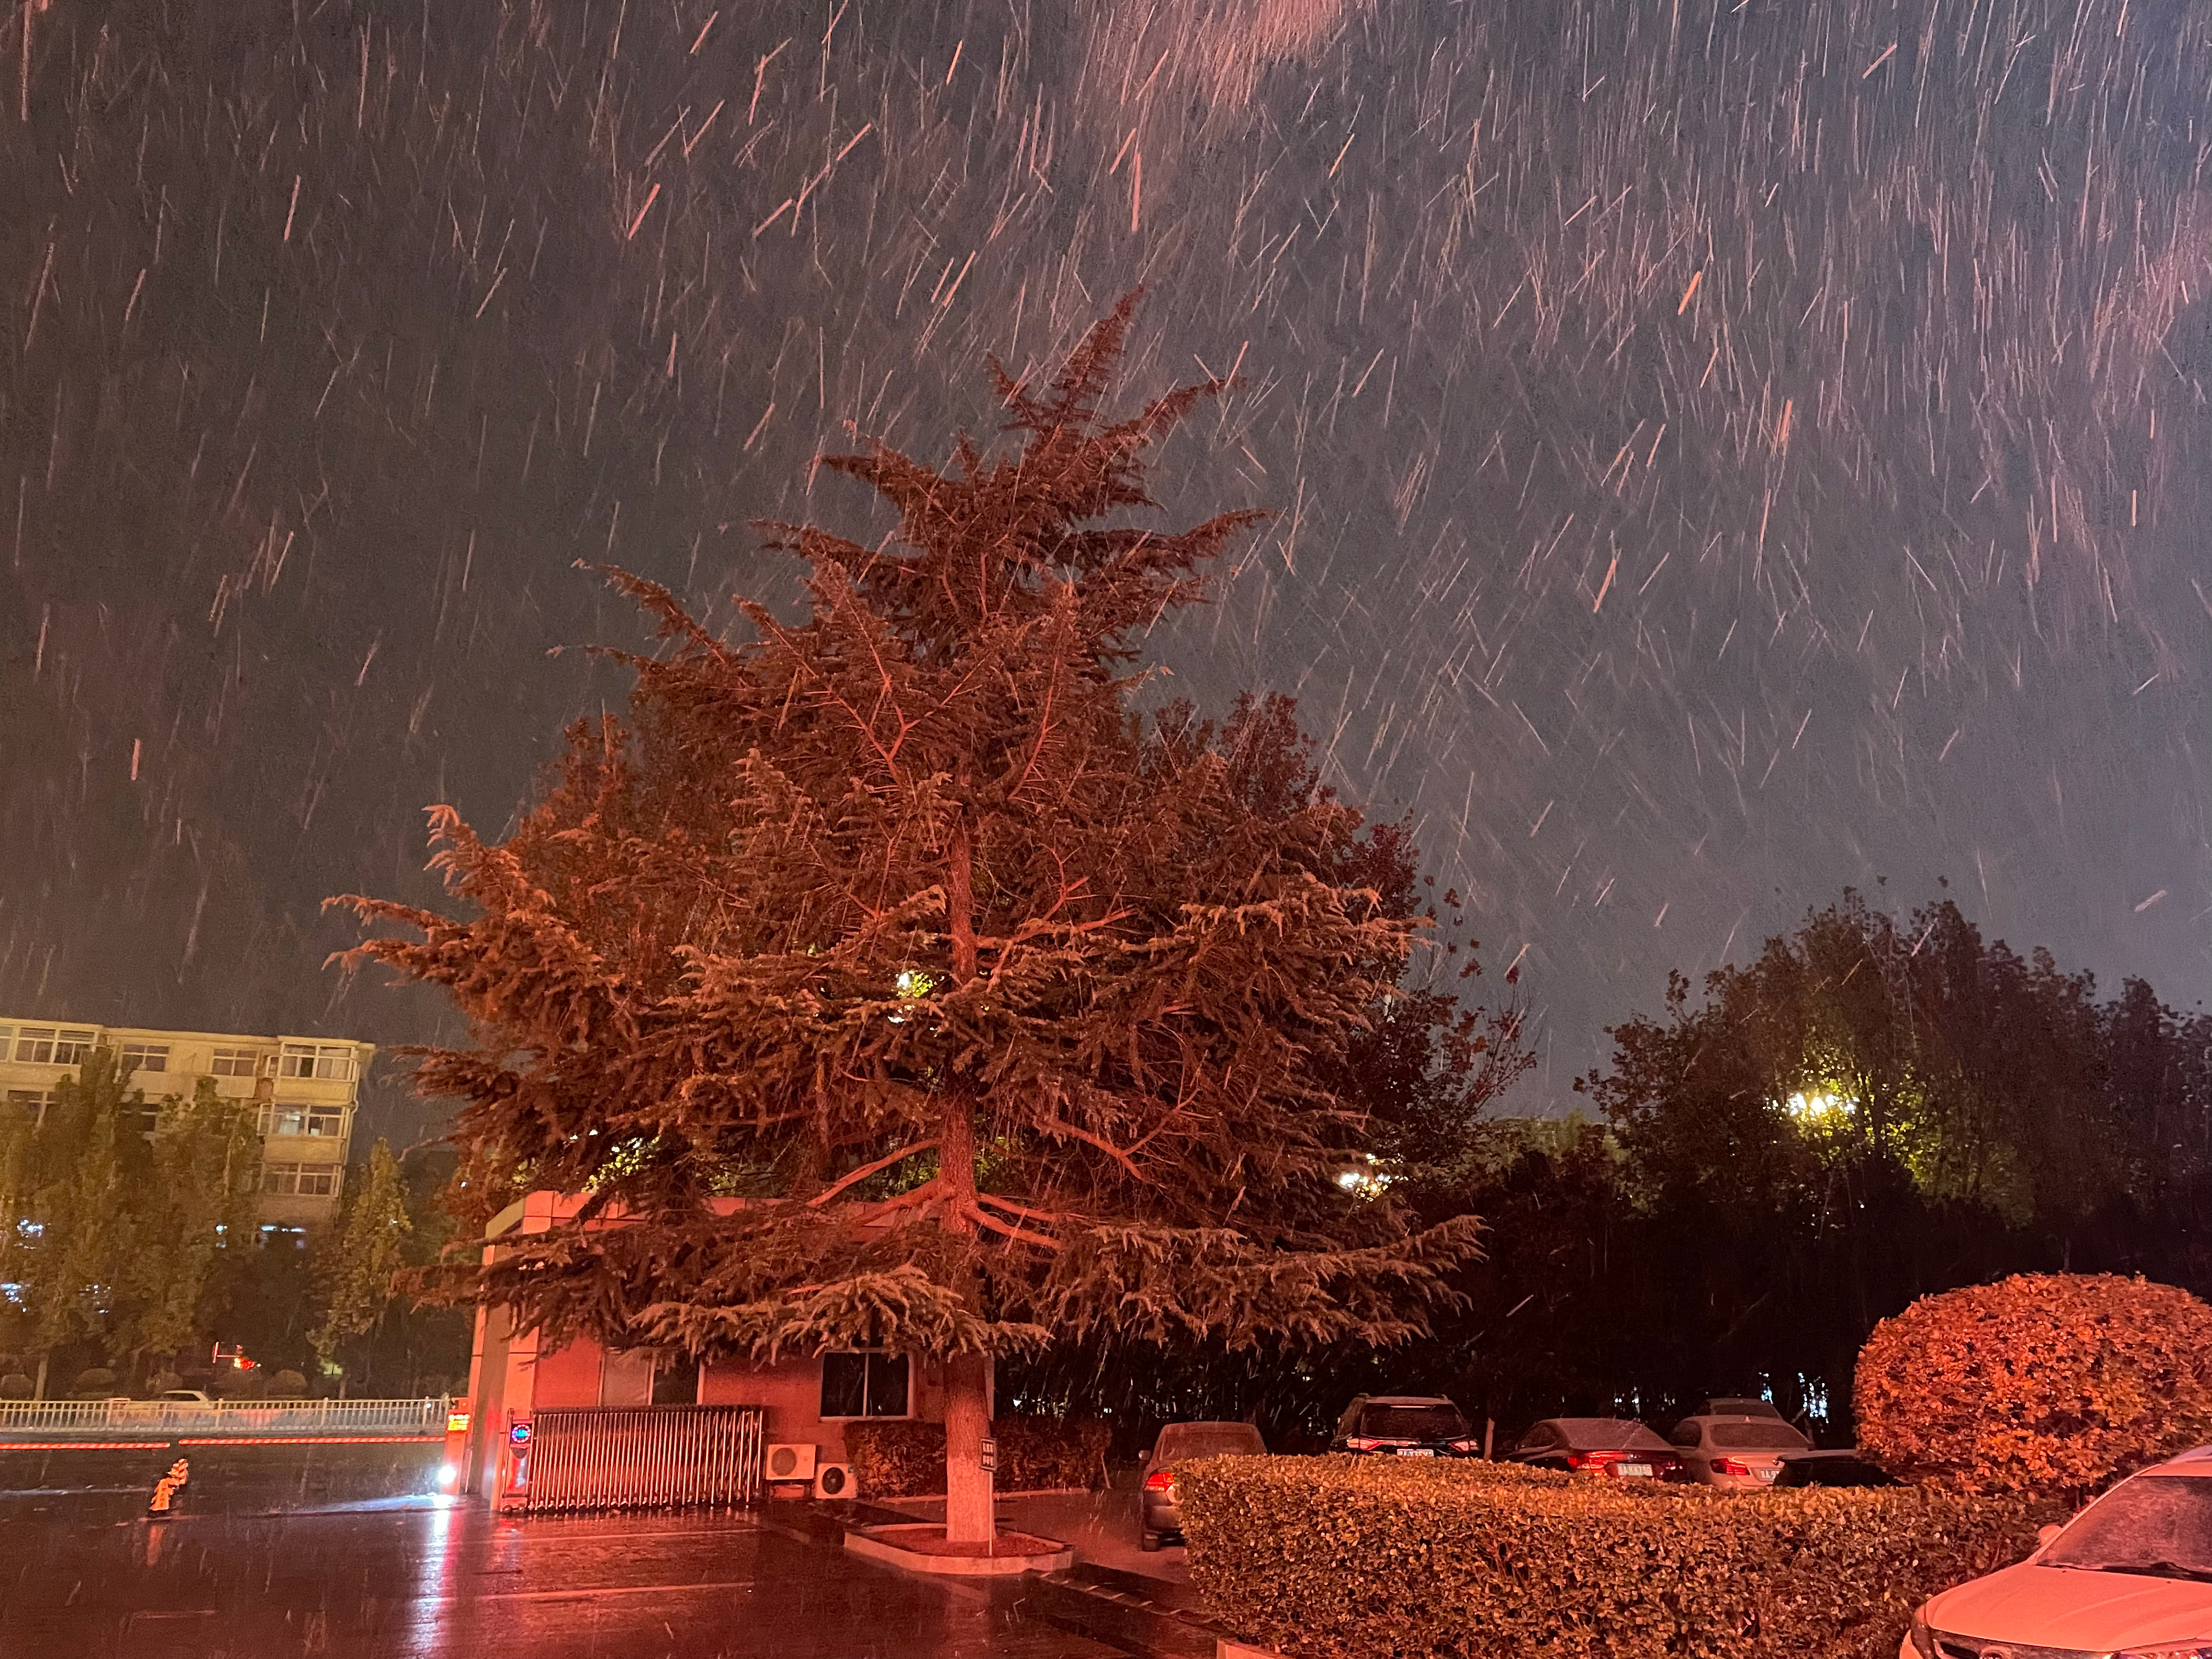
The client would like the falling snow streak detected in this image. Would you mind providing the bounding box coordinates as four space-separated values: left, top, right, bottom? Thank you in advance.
4 0 2212 1107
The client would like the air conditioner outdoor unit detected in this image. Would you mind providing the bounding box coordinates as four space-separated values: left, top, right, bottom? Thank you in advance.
764 1442 817 1483
812 1462 853 1500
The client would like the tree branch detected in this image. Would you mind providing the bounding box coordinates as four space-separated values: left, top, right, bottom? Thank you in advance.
963 1203 1062 1251
806 1141 939 1208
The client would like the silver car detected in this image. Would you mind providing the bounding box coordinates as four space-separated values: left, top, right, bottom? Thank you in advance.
1140 1420 1268 1550
1667 1408 1811 1487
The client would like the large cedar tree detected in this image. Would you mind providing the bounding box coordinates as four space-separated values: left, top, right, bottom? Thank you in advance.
338 298 1480 1534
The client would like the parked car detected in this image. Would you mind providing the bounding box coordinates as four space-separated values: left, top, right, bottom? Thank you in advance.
1904 1444 2212 1658
1140 1420 1268 1551
1329 1395 1482 1458
155 1389 217 1408
1667 1410 1812 1487
1773 1449 1895 1488
1510 1418 1686 1480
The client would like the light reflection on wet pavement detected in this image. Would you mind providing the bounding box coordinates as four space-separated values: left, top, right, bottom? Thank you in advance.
0 1446 1172 1659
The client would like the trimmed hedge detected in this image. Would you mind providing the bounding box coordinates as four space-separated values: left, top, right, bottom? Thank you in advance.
844 1415 1111 1498
1175 1455 2045 1659
1857 1272 2212 1500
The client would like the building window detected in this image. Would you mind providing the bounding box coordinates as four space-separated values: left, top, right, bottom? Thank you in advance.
279 1043 356 1081
211 1048 268 1077
819 1352 911 1419
259 1104 346 1138
653 1355 702 1406
119 1042 170 1075
260 1163 341 1197
4 1089 52 1128
13 1027 96 1065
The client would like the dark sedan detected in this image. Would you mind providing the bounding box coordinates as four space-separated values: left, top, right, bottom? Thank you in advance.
1509 1417 1687 1480
1774 1450 1896 1488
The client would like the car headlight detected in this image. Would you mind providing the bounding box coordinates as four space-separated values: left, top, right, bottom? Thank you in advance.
1908 1605 1935 1659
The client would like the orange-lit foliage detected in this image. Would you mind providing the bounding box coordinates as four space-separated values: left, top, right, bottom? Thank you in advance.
1856 1272 2212 1498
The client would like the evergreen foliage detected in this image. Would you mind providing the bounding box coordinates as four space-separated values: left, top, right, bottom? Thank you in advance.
1 1051 261 1383
309 1137 414 1378
339 297 1485 1528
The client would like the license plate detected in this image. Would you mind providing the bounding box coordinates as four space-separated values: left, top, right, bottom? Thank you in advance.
1757 1466 1779 1482
1395 1448 1436 1457
1616 1463 1653 1477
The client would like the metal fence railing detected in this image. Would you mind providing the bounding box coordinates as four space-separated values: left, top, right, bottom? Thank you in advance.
0 1397 451 1438
515 1405 764 1514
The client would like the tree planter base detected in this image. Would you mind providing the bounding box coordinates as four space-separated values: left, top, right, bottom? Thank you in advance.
843 1523 1074 1576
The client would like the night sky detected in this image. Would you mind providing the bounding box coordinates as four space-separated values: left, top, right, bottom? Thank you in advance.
5 0 2211 1146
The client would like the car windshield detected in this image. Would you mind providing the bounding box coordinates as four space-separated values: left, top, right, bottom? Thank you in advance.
1707 1422 1809 1451
2042 1476 2212 1581
1155 1424 1266 1460
1360 1404 1468 1440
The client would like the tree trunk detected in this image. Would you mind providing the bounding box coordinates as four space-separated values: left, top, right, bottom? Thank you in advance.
32 1351 47 1402
943 1348 994 1544
938 811 996 1544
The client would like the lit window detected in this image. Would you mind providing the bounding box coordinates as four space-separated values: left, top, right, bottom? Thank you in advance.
260 1104 346 1138
52 1030 96 1065
120 1042 170 1075
819 1351 911 1419
210 1048 268 1077
280 1043 356 1081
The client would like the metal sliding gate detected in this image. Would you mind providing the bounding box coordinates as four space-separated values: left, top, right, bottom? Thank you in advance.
517 1404 765 1514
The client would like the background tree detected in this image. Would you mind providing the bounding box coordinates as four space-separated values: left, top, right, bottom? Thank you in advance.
131 1077 262 1378
309 1137 413 1392
19 1048 143 1395
341 297 1481 1539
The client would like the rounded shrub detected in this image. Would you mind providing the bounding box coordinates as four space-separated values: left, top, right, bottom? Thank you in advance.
1857 1272 2212 1498
267 1369 308 1398
72 1367 118 1399
218 1368 270 1401
147 1370 183 1396
0 1373 32 1400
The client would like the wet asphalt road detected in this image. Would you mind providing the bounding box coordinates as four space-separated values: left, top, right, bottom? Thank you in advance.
0 1446 1169 1659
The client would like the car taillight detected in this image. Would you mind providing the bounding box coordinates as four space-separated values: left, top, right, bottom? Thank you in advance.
1143 1469 1175 1492
1448 1438 1481 1453
1343 1437 1385 1452
1714 1457 1752 1476
1568 1451 1627 1473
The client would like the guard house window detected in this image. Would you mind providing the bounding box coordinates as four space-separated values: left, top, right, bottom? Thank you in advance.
652 1355 701 1406
280 1043 356 1081
211 1048 267 1078
119 1043 170 1075
819 1352 911 1419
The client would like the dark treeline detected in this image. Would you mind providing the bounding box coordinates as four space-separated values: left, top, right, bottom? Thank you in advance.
1008 890 2212 1451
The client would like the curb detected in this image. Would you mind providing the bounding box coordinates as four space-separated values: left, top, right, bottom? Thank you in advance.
843 1525 1075 1576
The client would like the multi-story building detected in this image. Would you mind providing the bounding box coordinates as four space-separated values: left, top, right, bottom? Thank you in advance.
0 1017 374 1228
